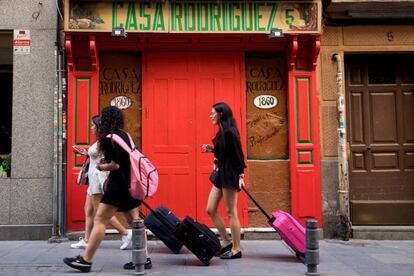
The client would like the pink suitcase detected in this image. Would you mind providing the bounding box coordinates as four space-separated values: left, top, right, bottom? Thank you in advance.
242 187 306 259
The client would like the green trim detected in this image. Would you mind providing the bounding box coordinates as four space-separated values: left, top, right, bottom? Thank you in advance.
295 77 312 144
74 78 92 168
297 150 313 165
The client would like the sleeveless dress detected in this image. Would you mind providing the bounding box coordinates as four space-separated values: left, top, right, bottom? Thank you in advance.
86 141 109 196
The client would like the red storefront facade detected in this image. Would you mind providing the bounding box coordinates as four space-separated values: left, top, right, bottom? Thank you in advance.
65 1 322 232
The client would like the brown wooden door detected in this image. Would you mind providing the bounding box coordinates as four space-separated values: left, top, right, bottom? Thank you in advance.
346 55 414 225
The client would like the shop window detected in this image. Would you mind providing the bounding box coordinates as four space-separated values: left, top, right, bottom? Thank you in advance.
0 32 12 177
99 52 142 148
245 53 288 160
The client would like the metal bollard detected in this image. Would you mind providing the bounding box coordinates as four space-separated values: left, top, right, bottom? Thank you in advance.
132 219 146 276
305 220 319 276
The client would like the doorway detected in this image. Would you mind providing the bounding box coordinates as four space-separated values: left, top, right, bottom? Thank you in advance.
142 52 248 226
346 54 414 225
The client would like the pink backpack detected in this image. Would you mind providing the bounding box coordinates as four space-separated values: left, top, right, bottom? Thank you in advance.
107 133 159 200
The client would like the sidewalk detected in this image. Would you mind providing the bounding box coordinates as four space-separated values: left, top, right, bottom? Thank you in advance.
0 239 413 275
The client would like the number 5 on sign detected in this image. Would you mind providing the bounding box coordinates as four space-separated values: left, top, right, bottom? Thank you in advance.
285 9 294 26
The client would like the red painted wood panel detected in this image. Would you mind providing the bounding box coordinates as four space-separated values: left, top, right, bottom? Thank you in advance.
143 52 247 227
66 39 99 231
75 78 91 145
297 78 311 143
143 53 197 219
288 66 322 227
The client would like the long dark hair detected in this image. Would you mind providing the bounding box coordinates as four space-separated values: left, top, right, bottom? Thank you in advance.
97 106 124 151
212 102 240 147
91 115 101 128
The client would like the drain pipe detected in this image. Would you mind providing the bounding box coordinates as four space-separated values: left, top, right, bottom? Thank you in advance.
49 0 67 242
332 53 351 240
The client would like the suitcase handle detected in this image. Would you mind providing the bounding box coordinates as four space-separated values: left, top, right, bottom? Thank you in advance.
241 186 275 223
141 201 176 231
139 210 146 219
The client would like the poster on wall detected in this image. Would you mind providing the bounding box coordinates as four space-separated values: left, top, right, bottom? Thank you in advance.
99 52 142 148
246 53 288 160
13 30 30 55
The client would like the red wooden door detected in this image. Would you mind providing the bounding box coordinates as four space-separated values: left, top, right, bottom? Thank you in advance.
143 52 247 226
67 74 99 231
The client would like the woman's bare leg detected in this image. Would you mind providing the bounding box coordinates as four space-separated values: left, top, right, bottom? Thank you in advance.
91 194 129 236
206 186 231 245
84 195 94 242
222 188 241 253
83 203 118 262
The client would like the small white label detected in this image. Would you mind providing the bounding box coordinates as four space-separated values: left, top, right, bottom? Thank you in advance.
110 95 132 110
253 95 278 109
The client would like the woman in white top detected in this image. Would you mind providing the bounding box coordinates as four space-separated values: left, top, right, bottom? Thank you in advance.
71 115 132 250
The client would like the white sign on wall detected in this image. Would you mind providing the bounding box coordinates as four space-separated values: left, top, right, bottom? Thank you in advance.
13 30 31 55
110 95 132 110
253 95 278 109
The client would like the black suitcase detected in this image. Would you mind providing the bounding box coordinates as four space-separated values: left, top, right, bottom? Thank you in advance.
174 216 221 266
140 205 183 254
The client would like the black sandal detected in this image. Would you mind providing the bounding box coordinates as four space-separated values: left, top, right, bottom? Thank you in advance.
215 242 233 256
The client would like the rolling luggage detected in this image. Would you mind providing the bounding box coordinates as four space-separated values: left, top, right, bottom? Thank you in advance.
141 202 183 254
241 187 306 260
174 216 221 266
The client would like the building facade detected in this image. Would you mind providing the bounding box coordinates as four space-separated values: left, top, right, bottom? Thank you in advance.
0 1 60 240
64 0 324 234
320 0 414 238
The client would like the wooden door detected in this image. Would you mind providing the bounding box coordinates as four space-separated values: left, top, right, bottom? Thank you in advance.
346 55 414 225
143 52 247 226
67 73 99 231
142 53 197 218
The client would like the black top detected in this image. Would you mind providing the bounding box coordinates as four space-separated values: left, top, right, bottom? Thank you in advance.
213 129 246 190
100 129 141 211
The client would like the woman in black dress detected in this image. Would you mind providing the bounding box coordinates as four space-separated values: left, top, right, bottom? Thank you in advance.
64 106 150 272
202 102 246 259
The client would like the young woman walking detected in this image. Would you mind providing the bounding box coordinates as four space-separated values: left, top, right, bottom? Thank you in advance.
202 102 246 259
70 115 133 251
64 106 151 272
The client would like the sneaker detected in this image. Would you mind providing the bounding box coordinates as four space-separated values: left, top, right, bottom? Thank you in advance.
123 258 152 270
63 255 92 272
120 229 132 250
70 238 87 249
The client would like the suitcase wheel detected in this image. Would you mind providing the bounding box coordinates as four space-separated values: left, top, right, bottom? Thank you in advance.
200 257 210 266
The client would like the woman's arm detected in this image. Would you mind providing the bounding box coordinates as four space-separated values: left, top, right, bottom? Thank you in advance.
201 144 214 153
97 161 119 171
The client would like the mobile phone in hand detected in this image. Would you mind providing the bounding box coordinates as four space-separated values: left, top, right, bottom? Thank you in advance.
72 145 86 155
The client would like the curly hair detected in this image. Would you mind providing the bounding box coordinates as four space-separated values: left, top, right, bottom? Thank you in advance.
97 106 124 151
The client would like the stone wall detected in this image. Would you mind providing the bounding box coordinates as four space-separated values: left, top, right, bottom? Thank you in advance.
0 0 57 240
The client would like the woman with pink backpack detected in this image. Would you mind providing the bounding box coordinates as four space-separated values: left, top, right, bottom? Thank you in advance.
64 106 151 272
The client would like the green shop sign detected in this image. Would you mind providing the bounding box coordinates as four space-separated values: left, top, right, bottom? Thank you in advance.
65 1 321 34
